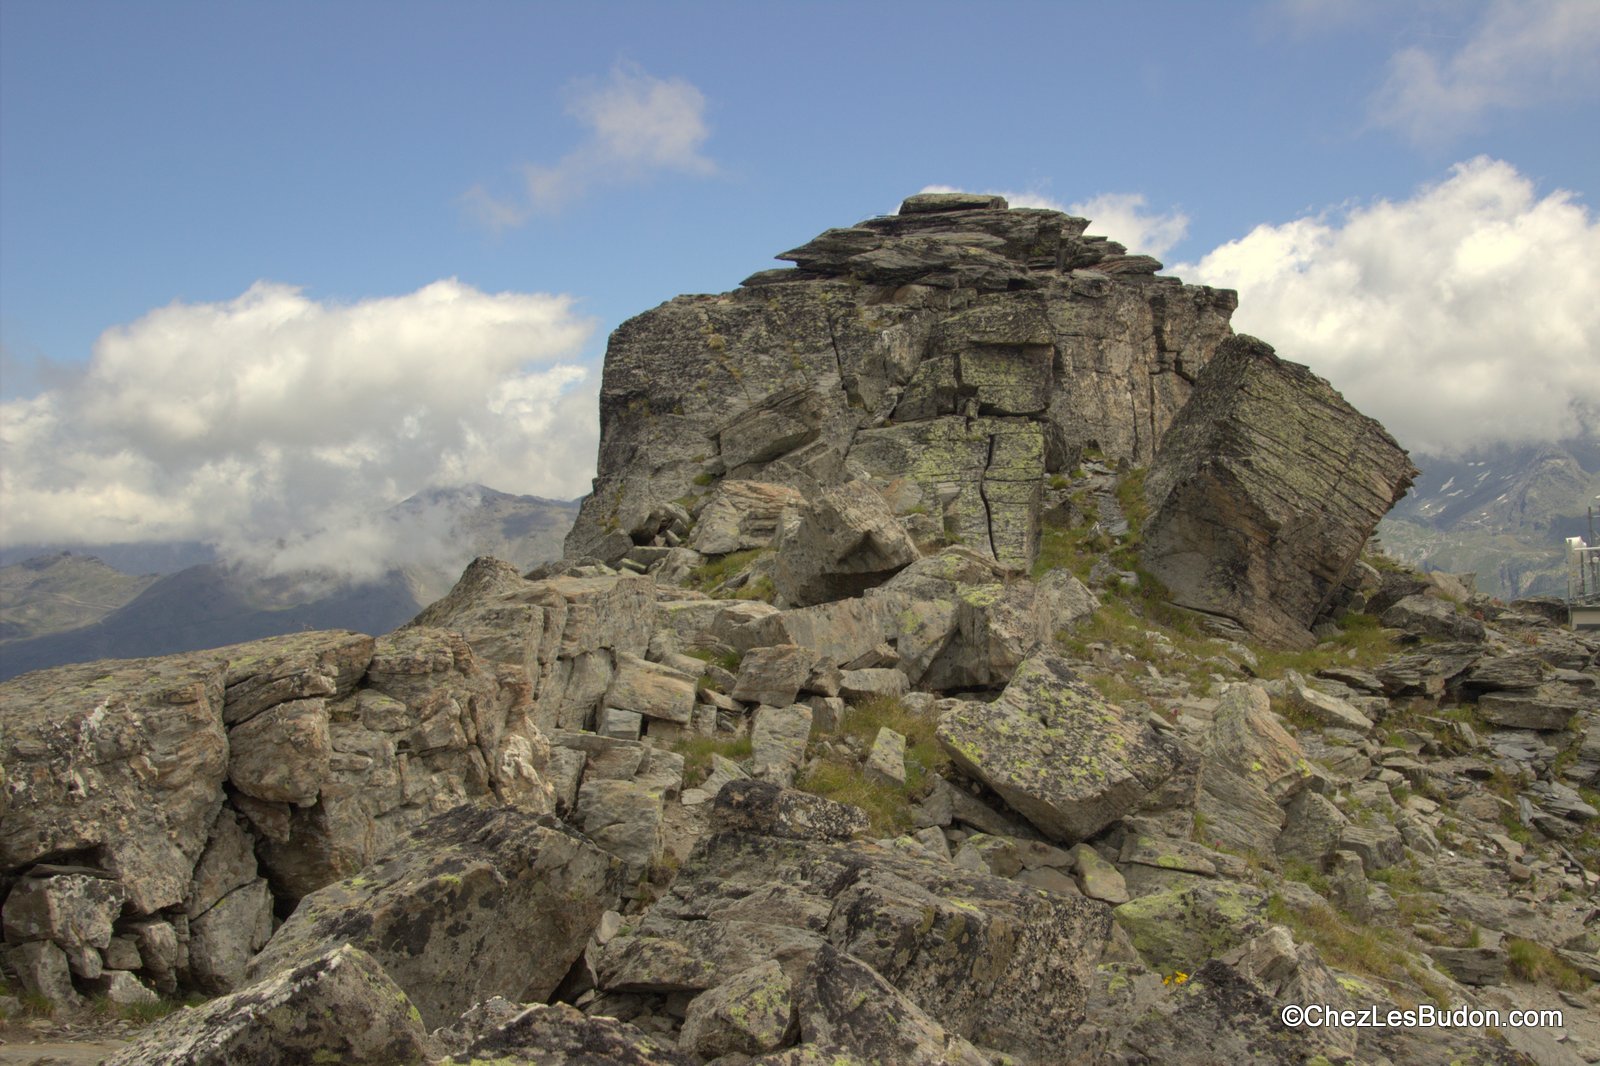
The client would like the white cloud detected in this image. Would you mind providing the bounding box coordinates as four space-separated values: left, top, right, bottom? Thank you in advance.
467 63 715 225
1372 0 1600 143
916 185 1189 258
1176 157 1600 456
0 280 599 577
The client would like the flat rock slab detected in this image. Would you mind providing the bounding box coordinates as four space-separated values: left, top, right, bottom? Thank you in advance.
937 652 1180 843
245 804 621 1028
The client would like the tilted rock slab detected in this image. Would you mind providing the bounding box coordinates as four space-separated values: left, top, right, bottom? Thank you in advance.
937 652 1180 843
245 803 621 1028
566 193 1237 571
1141 334 1417 648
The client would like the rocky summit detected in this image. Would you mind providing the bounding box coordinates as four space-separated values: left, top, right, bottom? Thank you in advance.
3 193 1598 1065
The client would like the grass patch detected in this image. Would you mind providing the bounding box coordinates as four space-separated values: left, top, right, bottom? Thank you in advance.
1253 612 1399 679
672 734 753 788
795 694 950 835
1282 858 1331 897
685 549 762 595
1506 938 1592 992
692 471 716 487
1267 894 1446 1006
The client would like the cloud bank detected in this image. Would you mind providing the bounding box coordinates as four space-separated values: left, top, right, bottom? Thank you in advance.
917 185 1189 258
0 280 599 576
467 63 715 225
1371 0 1600 143
1177 157 1600 456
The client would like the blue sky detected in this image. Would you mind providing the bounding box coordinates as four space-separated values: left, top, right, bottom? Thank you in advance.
2 0 1597 561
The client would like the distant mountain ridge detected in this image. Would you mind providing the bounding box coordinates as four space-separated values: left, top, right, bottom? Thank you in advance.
0 485 580 680
1379 437 1600 600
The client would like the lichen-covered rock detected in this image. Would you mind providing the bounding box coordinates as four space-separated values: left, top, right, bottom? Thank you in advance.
1112 881 1269 973
711 780 869 842
689 480 806 555
1 871 124 954
749 703 814 785
248 626 556 902
796 944 989 1066
437 1000 694 1065
408 557 659 733
566 195 1237 572
1141 335 1417 648
245 803 622 1027
104 944 433 1066
1381 594 1486 642
733 644 819 707
680 957 797 1058
937 652 1179 843
0 653 231 915
185 877 274 994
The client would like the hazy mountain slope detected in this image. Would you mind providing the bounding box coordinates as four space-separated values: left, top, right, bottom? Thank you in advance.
0 564 422 681
0 553 159 641
0 485 581 680
1379 439 1600 599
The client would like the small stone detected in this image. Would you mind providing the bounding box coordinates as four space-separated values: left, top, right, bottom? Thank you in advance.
863 727 907 786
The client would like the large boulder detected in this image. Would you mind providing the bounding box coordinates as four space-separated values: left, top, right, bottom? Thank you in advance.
0 652 232 915
937 652 1180 843
772 481 920 606
105 944 433 1066
245 803 621 1027
1140 335 1417 648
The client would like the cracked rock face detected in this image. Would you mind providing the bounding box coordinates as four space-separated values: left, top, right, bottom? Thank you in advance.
566 193 1237 573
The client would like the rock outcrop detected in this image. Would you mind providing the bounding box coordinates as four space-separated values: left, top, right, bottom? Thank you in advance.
566 192 1237 574
7 190 1591 1066
0 626 556 1002
1140 335 1417 647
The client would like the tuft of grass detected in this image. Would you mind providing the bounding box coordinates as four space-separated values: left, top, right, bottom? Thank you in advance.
692 471 716 486
1506 938 1591 992
1282 858 1331 897
795 694 950 834
671 733 753 788
19 991 55 1018
1267 894 1445 1005
685 549 763 595
1253 612 1399 679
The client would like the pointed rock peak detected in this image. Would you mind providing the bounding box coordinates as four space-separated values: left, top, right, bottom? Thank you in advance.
898 191 1009 214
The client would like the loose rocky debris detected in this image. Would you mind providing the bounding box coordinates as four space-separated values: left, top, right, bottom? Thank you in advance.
4 191 1598 1064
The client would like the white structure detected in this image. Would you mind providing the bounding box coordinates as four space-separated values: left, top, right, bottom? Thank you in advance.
1570 505 1600 631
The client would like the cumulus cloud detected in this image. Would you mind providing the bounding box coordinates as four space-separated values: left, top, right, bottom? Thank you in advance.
467 63 715 225
916 185 1189 258
1371 0 1600 143
0 280 599 578
1176 157 1600 456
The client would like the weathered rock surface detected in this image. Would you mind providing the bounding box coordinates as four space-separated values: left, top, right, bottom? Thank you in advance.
566 194 1237 571
938 652 1180 842
772 481 920 606
593 782 1111 1063
1 652 232 915
105 944 433 1066
245 804 621 1027
1141 335 1417 647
